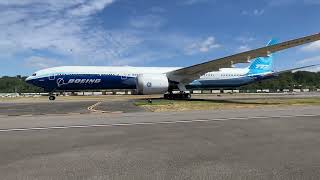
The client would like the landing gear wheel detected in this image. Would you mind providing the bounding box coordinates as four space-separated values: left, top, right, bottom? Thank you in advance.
164 94 171 99
49 95 56 101
164 92 173 100
181 93 191 99
164 94 168 99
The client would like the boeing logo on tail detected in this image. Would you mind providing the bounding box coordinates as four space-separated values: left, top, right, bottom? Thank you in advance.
255 64 271 69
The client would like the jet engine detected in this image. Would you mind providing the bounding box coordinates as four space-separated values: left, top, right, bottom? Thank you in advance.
136 74 169 95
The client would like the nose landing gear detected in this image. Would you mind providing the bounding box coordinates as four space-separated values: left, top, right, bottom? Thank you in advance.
49 95 56 101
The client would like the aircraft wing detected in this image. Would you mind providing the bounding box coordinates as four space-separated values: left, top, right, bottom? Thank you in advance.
167 33 320 83
274 64 319 75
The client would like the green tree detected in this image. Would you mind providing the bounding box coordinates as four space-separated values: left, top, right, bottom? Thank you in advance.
0 76 43 93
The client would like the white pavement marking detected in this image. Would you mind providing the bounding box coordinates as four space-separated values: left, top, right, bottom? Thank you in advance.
0 114 319 133
87 102 102 111
87 101 114 113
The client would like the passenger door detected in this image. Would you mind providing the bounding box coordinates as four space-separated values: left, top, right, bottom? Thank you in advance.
49 74 55 81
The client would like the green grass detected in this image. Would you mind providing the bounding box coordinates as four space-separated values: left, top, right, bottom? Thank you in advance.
134 98 320 112
134 99 174 106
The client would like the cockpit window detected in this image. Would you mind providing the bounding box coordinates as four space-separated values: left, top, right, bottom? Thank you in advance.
32 73 37 76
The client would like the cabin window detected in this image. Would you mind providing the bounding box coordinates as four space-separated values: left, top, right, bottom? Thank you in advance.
32 73 36 76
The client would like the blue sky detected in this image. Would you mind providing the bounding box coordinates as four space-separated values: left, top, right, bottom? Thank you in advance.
0 0 320 76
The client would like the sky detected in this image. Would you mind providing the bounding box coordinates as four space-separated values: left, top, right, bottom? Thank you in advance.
0 0 320 76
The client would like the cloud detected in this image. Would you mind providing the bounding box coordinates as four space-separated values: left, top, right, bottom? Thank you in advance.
235 36 255 52
296 56 320 72
198 37 221 52
185 36 220 55
268 0 296 6
297 55 320 65
0 0 148 67
24 56 62 69
180 0 209 5
0 0 224 74
253 9 265 16
129 15 166 29
149 7 166 13
268 0 320 6
295 52 320 72
237 45 251 52
292 66 320 72
236 36 255 44
307 66 320 72
68 0 115 17
301 41 320 52
304 0 320 5
241 9 265 16
108 51 175 66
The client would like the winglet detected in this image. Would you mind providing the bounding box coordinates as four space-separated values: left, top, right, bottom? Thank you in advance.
267 38 278 46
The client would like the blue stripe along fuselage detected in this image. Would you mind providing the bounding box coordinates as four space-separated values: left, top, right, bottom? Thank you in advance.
28 74 136 92
27 74 276 92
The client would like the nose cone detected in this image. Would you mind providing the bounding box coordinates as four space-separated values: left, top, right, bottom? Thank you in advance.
25 76 33 84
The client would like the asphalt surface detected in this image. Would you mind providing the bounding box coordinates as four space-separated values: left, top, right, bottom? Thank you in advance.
0 99 145 116
0 93 319 116
1 106 320 179
95 100 145 113
0 101 94 116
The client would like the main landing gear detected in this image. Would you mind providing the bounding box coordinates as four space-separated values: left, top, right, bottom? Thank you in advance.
164 92 191 100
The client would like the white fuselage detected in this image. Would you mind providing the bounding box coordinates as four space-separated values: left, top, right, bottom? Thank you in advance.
25 66 271 92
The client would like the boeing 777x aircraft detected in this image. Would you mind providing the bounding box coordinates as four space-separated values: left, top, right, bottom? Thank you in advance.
26 33 320 100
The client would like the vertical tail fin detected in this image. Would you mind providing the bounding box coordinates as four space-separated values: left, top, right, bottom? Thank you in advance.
248 38 278 74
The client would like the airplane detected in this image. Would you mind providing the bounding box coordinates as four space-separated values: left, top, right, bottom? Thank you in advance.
26 33 320 100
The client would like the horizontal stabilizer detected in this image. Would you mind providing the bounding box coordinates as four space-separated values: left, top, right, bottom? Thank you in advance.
274 64 319 75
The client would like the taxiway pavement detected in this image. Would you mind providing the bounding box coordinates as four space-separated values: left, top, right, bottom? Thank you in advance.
1 106 320 179
0 101 94 116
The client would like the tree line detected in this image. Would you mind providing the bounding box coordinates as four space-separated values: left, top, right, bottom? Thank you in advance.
0 76 44 93
0 71 319 93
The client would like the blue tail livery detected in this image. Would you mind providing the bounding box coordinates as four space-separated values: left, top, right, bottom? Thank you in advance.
248 39 278 75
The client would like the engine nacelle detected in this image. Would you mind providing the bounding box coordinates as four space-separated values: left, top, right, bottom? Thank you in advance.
136 74 169 95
